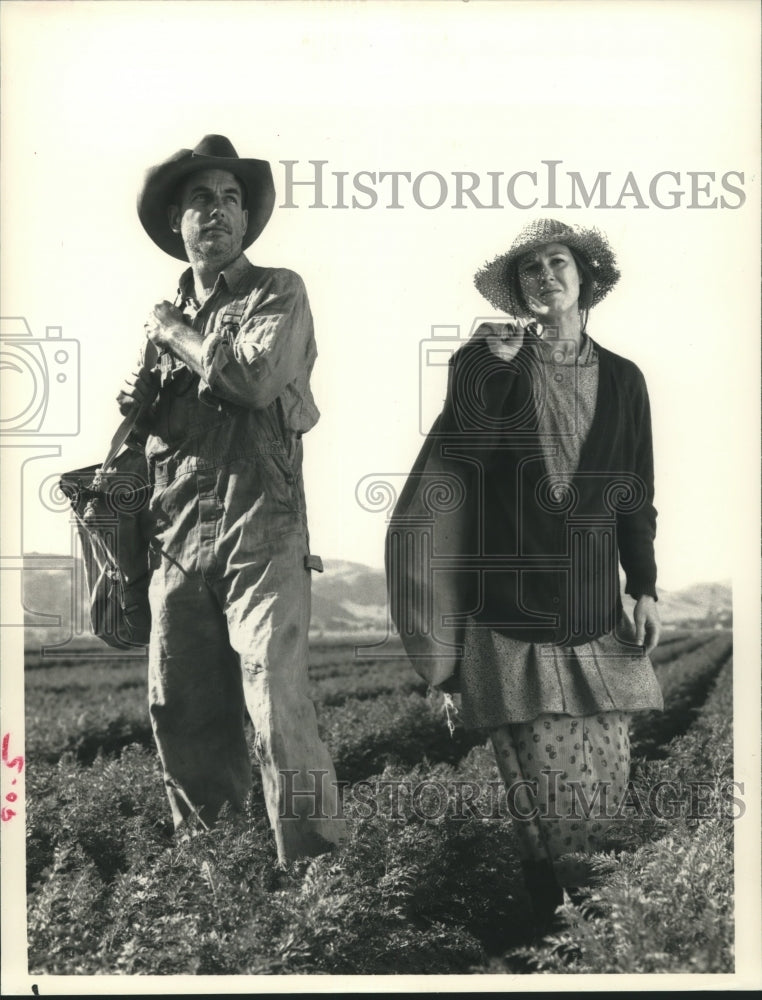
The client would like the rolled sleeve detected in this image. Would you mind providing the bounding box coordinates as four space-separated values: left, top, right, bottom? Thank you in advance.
201 269 316 412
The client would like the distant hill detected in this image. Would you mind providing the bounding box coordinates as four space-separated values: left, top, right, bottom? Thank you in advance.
21 553 732 650
641 581 732 630
310 559 388 634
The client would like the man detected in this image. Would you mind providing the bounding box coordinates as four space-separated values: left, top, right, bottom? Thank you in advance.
117 134 345 864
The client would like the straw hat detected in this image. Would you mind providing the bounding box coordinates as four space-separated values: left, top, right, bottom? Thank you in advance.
137 134 275 261
474 218 621 317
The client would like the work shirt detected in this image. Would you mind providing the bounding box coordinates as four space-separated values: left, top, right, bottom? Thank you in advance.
145 253 318 452
137 255 318 568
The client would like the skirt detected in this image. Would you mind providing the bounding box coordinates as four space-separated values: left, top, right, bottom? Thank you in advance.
490 710 631 887
460 617 663 730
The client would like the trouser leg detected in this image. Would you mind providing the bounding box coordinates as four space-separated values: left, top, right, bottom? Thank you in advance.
491 712 631 888
490 724 563 930
224 530 347 865
148 561 251 830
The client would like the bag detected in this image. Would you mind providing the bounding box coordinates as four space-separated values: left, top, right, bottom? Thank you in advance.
59 419 152 650
386 406 478 690
386 330 524 690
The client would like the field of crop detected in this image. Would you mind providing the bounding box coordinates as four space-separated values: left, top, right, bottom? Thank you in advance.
22 627 734 976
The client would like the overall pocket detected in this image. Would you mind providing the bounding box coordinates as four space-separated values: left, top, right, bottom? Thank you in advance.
262 445 302 513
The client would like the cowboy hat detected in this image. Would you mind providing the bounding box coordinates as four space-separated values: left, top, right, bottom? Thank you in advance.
474 218 621 317
137 134 275 261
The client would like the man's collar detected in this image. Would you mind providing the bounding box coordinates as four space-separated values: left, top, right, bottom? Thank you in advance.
219 253 254 293
177 253 254 304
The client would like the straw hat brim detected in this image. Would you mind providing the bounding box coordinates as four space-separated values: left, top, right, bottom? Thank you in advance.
137 149 275 261
474 221 621 317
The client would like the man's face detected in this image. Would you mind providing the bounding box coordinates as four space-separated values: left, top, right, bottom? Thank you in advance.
168 168 248 267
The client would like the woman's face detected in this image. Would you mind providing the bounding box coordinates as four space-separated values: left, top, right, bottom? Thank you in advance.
516 242 581 319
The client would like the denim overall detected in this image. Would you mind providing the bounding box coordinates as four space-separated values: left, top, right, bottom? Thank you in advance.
143 261 345 862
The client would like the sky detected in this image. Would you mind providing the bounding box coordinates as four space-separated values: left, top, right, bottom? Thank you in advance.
0 0 759 597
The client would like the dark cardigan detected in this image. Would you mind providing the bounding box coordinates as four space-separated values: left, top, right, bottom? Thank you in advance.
448 330 657 644
386 329 658 683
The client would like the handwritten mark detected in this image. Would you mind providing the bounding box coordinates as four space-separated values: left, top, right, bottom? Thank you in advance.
2 732 24 823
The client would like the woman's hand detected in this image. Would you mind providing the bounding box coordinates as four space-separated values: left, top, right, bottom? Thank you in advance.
524 293 551 318
479 320 526 362
633 595 661 655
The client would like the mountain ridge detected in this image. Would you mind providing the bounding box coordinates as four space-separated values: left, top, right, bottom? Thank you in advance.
21 554 732 645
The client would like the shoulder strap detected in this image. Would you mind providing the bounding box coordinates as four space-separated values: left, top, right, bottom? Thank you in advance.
101 407 144 471
101 350 157 470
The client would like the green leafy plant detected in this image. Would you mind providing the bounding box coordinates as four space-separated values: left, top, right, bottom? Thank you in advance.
25 631 734 975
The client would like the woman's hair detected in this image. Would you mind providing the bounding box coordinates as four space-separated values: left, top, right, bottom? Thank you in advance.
509 244 595 332
568 247 594 332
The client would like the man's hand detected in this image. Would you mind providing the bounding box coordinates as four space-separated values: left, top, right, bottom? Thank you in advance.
145 301 188 352
117 367 159 416
633 595 661 655
143 301 206 378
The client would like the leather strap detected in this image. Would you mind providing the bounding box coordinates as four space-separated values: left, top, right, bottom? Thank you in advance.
101 356 155 470
101 407 143 471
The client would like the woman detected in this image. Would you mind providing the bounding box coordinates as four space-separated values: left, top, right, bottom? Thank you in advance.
387 218 663 932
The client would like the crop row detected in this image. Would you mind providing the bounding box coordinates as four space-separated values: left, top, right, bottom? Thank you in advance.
25 742 527 973
25 649 735 977
24 629 728 778
630 632 732 758
649 630 718 666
